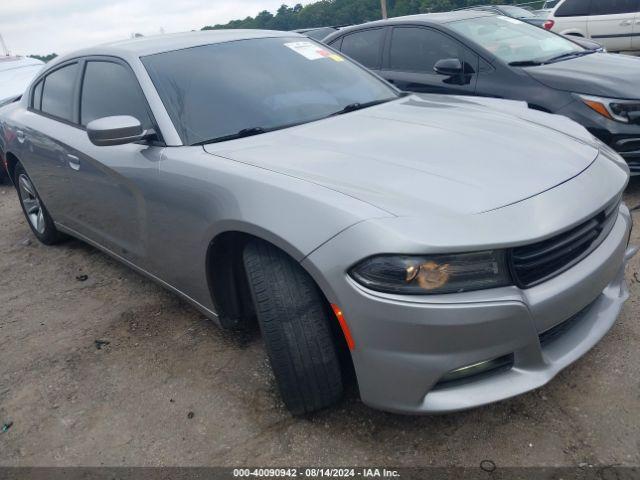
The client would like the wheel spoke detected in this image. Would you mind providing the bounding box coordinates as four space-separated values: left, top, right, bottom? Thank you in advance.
23 199 38 213
19 176 35 197
36 209 45 233
17 174 46 234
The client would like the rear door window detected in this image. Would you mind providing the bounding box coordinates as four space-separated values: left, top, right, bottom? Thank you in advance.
41 63 79 122
555 0 591 17
340 28 386 69
589 0 638 15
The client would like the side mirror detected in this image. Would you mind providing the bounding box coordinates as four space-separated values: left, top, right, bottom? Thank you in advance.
434 58 464 76
87 115 147 146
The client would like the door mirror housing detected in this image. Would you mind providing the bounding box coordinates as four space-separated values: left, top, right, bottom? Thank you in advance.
87 115 148 146
434 58 464 76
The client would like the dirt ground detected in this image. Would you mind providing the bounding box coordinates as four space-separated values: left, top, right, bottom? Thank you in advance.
0 178 639 468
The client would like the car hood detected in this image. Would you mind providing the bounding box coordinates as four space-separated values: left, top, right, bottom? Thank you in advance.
524 53 640 98
204 94 599 217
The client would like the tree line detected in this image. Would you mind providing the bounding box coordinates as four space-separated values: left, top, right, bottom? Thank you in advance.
201 0 535 31
31 0 541 60
28 53 57 63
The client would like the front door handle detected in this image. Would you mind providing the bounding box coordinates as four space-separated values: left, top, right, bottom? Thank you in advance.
620 19 633 26
67 154 80 171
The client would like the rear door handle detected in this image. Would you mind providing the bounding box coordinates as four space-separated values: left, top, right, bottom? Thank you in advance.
620 19 633 26
16 130 25 143
67 154 80 171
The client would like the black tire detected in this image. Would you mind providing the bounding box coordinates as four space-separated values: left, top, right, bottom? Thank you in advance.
243 240 344 415
14 163 64 245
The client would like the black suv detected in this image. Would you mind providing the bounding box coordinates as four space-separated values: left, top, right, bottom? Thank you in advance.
324 11 640 174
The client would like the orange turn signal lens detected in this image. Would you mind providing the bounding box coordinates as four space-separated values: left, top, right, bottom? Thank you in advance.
331 304 354 350
582 99 612 119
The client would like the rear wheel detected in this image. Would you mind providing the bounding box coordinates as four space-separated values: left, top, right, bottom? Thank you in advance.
14 163 64 245
243 240 344 415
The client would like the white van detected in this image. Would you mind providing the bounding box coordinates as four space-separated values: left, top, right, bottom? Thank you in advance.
545 0 640 53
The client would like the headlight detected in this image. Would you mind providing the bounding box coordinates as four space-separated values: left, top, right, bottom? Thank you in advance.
349 250 511 295
578 94 640 123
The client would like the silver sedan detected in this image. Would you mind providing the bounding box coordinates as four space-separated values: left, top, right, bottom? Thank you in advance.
0 30 636 415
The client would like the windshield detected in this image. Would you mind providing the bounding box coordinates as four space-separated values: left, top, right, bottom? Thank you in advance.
500 5 535 17
142 37 398 145
449 16 583 65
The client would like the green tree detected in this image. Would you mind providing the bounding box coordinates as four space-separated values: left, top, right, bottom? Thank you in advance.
201 0 526 31
28 53 57 63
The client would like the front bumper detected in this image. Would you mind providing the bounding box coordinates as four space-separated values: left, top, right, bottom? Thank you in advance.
304 205 636 414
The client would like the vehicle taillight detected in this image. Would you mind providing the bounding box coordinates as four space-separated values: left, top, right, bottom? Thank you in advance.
543 20 555 30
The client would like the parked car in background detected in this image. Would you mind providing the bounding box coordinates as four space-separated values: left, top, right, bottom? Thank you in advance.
542 0 640 54
324 12 640 174
466 4 550 28
0 56 44 181
0 56 44 107
1 30 635 415
461 5 605 50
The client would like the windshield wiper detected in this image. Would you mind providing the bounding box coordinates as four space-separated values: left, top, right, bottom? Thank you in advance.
544 50 595 64
193 127 269 145
509 60 543 67
328 96 399 117
193 95 405 146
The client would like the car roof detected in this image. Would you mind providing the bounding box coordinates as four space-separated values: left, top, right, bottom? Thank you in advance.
392 11 495 23
48 29 302 67
325 11 494 38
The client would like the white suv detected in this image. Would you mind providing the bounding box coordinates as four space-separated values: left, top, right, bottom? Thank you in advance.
544 0 640 53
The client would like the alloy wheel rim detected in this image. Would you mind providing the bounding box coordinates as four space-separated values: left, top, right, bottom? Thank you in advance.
18 174 46 234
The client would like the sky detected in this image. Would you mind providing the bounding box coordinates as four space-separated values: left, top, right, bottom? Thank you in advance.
0 0 316 56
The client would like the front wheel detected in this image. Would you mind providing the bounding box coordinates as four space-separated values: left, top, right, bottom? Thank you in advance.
15 163 64 245
243 240 344 415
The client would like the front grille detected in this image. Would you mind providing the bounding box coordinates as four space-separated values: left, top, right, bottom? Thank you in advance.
627 159 640 173
509 197 620 288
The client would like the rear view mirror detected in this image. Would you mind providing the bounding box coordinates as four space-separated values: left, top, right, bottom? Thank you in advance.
87 115 147 146
434 58 464 76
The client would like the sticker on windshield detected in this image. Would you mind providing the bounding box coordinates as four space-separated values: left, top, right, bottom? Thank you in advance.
284 41 344 62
